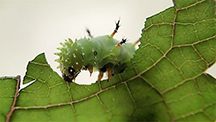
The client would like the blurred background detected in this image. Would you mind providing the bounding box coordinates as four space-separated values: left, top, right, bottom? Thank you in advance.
0 0 215 84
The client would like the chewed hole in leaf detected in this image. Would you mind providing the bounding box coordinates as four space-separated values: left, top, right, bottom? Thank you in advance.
74 70 107 85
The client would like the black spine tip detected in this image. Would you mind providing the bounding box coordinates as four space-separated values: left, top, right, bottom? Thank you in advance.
115 20 120 31
120 38 127 45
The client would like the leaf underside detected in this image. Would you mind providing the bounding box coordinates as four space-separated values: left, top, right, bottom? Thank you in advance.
0 0 216 122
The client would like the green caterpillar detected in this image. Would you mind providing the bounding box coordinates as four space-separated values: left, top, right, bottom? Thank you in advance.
55 20 137 82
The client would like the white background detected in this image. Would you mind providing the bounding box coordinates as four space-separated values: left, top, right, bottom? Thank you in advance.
0 0 215 84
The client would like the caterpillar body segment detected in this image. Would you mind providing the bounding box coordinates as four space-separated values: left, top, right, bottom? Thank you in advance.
55 21 136 82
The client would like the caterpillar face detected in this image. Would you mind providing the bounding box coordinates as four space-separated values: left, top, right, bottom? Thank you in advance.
62 66 80 82
55 39 84 82
55 20 137 82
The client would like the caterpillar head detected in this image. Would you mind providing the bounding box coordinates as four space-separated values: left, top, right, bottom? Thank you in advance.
55 38 84 82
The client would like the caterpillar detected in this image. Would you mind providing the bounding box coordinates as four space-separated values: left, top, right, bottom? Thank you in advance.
55 20 137 82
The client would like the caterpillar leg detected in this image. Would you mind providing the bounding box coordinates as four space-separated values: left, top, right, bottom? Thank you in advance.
110 20 120 38
107 67 113 81
87 65 93 76
97 71 104 81
86 28 93 38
